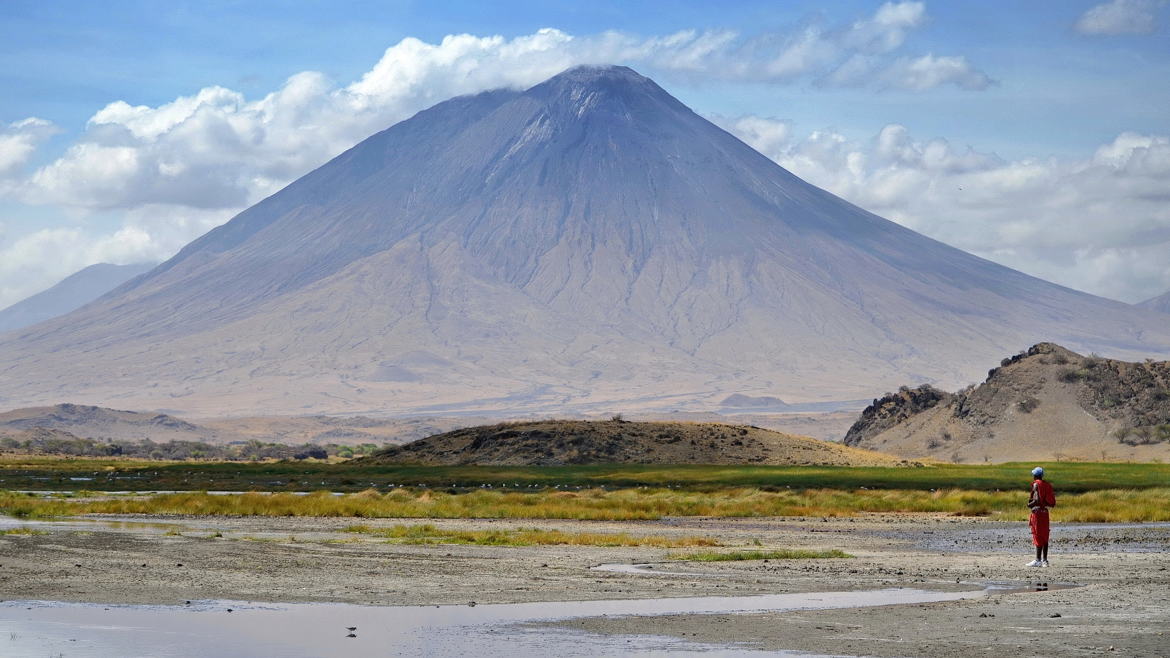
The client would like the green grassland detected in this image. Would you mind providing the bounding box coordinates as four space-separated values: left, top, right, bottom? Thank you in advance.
1 458 1167 492
2 459 1167 523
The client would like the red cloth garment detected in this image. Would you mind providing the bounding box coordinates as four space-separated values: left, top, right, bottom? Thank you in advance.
1030 509 1050 546
1028 479 1056 546
1029 479 1056 510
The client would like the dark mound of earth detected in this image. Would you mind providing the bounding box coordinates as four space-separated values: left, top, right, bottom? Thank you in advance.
363 419 906 466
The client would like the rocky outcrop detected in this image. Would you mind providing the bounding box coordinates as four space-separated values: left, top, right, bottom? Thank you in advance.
844 385 950 446
843 343 1170 462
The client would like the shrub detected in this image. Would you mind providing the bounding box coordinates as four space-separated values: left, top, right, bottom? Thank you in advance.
1058 368 1094 383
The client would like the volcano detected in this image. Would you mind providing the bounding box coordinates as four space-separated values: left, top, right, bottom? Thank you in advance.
2 65 1168 416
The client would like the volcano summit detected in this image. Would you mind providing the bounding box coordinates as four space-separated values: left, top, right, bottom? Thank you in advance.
1 66 1168 416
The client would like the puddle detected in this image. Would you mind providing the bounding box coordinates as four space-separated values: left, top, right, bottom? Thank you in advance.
592 564 1080 596
591 562 723 577
0 586 1028 657
0 516 186 533
980 580 1079 594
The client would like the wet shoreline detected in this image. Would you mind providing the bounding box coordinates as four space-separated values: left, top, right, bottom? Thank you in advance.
1 513 1166 656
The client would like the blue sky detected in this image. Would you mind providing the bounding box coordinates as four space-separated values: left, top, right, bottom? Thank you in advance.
5 1 1167 158
1 0 1168 306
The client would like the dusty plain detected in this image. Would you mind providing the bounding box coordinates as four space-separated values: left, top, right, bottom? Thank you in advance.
1 513 1167 656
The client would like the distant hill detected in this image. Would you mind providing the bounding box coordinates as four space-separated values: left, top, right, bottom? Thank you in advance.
719 394 791 410
0 402 490 446
0 403 202 442
1139 291 1170 314
844 343 1170 462
0 263 155 334
364 419 907 466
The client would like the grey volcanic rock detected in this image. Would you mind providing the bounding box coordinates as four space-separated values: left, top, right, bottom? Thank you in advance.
0 263 155 333
1139 291 1170 314
1 66 1169 416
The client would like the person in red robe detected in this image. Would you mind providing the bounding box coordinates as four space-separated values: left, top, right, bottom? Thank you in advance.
1026 466 1056 567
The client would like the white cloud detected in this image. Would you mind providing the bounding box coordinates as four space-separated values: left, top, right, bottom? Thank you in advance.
719 117 1170 302
0 118 58 179
878 54 994 90
10 14 987 214
825 52 992 90
0 204 233 308
843 1 926 53
0 226 158 308
1075 0 1164 35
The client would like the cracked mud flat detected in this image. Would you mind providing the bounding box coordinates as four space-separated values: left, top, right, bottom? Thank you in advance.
0 514 1167 656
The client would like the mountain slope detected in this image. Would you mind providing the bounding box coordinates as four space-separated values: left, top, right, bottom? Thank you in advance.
0 263 155 333
1 66 1169 416
1139 291 1170 314
844 343 1170 462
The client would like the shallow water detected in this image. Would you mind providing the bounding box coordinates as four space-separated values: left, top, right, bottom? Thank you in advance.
0 515 186 533
591 562 724 576
0 587 999 657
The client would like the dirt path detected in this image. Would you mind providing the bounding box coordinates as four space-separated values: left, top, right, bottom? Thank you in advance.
1 514 1167 656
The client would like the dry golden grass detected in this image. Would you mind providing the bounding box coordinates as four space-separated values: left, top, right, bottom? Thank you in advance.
2 486 1168 522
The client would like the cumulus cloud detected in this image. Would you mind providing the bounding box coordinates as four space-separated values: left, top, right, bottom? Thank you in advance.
718 116 1170 302
0 201 237 309
843 0 926 53
10 9 988 215
1075 0 1164 35
0 118 58 179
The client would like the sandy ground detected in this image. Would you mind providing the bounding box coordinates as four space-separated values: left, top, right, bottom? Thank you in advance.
1 514 1167 656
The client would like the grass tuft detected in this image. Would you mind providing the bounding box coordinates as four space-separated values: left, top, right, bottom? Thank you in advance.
0 527 47 536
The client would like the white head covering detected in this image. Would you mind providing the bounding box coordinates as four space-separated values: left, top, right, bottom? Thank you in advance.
1031 466 1044 478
